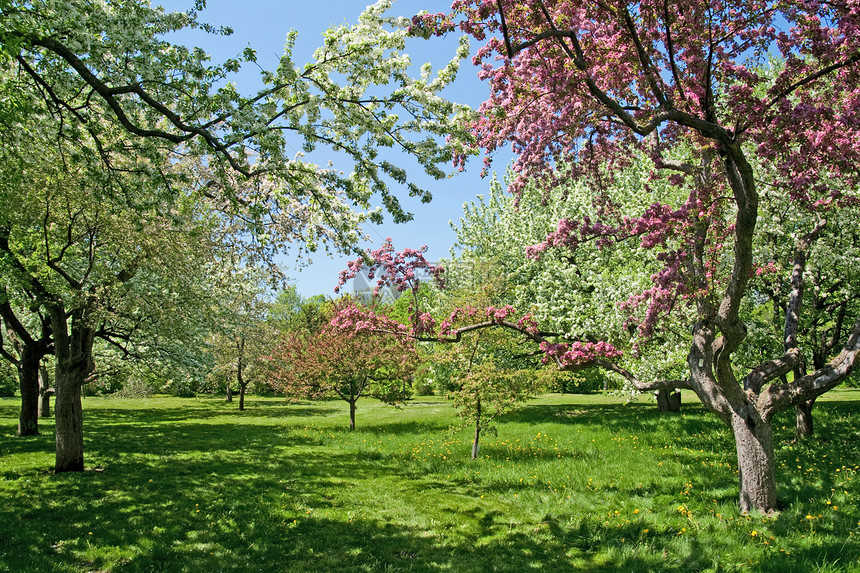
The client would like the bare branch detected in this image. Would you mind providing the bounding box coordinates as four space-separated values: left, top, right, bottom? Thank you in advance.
743 347 801 394
761 317 860 421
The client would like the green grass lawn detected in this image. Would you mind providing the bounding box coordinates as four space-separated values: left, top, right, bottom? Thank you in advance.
1 390 858 572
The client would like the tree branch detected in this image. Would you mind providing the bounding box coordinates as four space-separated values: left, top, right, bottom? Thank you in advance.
760 317 860 421
784 218 827 350
766 50 860 110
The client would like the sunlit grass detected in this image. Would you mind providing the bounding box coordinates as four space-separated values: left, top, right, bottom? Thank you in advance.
0 389 858 572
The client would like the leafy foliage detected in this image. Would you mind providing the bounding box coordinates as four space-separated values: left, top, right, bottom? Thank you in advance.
263 299 419 429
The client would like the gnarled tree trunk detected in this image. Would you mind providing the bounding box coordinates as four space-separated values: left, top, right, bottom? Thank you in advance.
51 305 95 473
237 339 246 411
731 408 777 514
472 396 482 459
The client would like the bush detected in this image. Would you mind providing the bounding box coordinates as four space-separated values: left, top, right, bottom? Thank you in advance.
162 379 197 397
82 376 123 396
0 362 16 397
413 379 435 396
550 369 607 394
115 378 156 399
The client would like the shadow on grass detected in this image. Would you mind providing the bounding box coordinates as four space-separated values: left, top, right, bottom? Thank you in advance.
352 419 451 436
1 396 858 572
88 402 339 424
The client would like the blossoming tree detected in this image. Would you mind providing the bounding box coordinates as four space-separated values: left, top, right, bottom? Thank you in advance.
264 299 420 431
408 0 860 514
0 0 469 472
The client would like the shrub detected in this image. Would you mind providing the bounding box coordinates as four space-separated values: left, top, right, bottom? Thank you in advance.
0 362 16 397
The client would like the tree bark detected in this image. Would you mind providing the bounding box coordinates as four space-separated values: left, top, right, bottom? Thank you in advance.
225 385 233 402
51 306 95 473
795 397 816 441
349 399 356 431
472 397 482 459
732 408 777 514
16 346 41 436
54 365 85 472
38 365 53 418
237 341 245 411
656 389 681 412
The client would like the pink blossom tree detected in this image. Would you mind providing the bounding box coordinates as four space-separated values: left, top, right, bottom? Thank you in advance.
263 299 419 431
409 0 860 514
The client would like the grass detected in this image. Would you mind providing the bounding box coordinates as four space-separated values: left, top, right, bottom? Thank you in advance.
0 389 858 572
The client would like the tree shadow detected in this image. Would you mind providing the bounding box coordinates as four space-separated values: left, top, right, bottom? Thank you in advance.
1 396 858 572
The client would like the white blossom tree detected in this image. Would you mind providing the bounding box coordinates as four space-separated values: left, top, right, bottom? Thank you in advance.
0 0 471 472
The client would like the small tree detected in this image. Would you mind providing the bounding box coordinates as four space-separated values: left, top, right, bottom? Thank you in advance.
265 301 419 430
442 326 547 458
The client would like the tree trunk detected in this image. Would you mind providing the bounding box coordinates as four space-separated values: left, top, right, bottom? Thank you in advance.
54 365 85 472
225 385 233 402
16 346 41 436
236 348 245 411
51 307 95 473
731 409 777 514
795 397 816 441
472 397 482 459
349 399 356 431
656 389 681 413
38 365 52 418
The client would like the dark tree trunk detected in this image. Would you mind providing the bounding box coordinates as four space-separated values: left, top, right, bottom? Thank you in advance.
1 299 52 434
795 397 816 441
236 340 245 411
656 389 681 412
16 346 41 436
51 306 94 473
225 386 233 402
54 365 85 472
472 397 482 459
38 365 53 418
349 399 356 431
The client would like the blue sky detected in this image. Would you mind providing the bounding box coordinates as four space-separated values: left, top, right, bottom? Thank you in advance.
158 0 507 297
